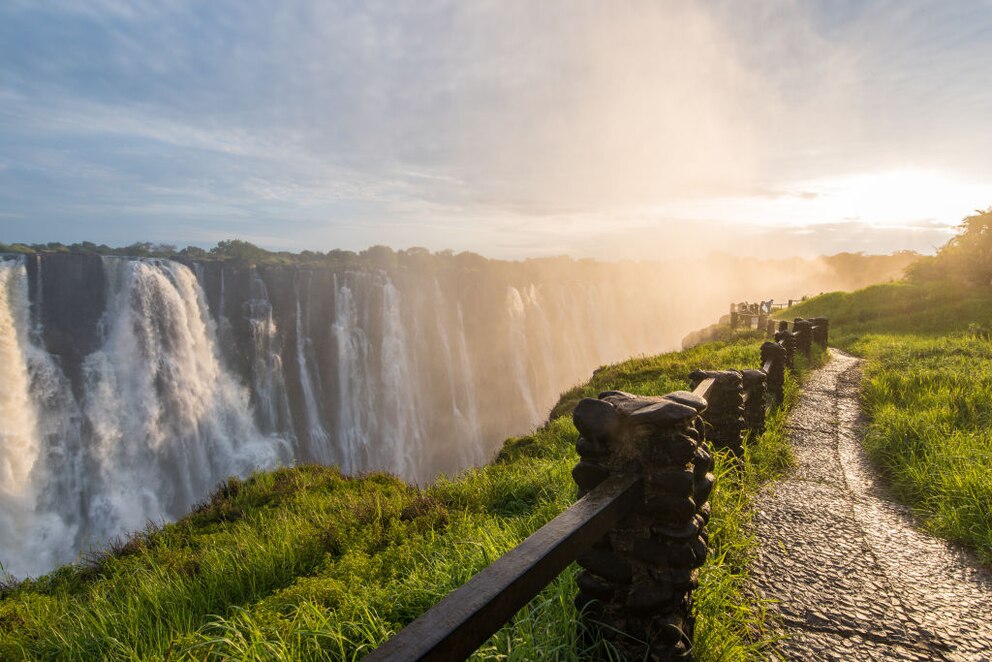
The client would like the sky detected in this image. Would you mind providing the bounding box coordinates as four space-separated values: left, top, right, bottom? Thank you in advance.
2 0 992 259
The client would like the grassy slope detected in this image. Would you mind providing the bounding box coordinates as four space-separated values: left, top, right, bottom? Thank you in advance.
787 280 992 562
0 331 816 661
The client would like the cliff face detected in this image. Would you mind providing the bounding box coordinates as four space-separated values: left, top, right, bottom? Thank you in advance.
25 253 106 397
4 252 697 576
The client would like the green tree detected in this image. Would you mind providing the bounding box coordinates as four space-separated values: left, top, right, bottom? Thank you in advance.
210 239 268 263
946 208 992 286
910 208 992 286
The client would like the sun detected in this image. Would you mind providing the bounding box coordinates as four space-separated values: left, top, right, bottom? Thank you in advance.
805 169 992 228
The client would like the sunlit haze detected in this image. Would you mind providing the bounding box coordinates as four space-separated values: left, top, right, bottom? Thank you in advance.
2 1 991 258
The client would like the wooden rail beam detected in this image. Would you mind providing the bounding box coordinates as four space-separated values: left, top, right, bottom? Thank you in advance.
692 377 716 401
362 473 643 662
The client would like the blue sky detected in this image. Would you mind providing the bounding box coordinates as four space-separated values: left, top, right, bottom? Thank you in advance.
2 0 992 258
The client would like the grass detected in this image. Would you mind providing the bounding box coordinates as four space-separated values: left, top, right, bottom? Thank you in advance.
788 279 992 563
0 330 820 660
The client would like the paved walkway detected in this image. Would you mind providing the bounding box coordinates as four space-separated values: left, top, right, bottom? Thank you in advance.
750 349 992 661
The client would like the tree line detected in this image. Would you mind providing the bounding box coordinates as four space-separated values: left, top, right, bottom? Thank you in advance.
907 208 992 287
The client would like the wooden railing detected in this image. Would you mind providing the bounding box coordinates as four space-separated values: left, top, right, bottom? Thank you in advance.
363 474 643 661
730 298 808 329
363 318 828 661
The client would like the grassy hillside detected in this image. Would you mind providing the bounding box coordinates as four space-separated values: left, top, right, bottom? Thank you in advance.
0 331 819 661
787 280 992 562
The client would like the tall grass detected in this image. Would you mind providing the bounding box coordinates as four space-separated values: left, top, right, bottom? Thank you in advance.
790 281 992 562
1 332 815 660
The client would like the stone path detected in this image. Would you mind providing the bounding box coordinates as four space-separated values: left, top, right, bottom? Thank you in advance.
750 349 992 661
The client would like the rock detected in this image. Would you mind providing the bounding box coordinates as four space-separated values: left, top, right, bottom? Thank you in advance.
694 472 715 504
655 433 697 465
664 541 697 568
577 549 633 584
647 468 694 497
690 536 709 566
693 447 714 475
651 516 702 541
665 390 707 412
642 494 697 526
625 582 675 614
604 393 672 415
742 368 766 383
632 538 671 566
628 400 697 427
571 461 609 491
598 389 636 400
575 435 609 459
577 571 615 600
572 398 620 441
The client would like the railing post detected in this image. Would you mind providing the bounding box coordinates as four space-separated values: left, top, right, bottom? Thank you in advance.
766 318 776 337
775 323 796 370
793 318 813 358
811 317 829 348
729 302 738 329
760 340 786 403
572 390 712 659
688 370 744 455
742 369 767 434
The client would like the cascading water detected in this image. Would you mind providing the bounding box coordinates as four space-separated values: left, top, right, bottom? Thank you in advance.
294 273 331 463
244 271 294 437
505 285 542 423
0 252 714 577
0 257 292 577
0 259 47 576
80 259 289 540
331 271 376 475
432 282 483 469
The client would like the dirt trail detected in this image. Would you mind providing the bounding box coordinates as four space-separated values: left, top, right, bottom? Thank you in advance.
750 349 992 661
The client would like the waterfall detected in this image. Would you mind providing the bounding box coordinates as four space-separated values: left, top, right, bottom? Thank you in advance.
505 285 542 424
244 271 294 437
433 282 483 468
1 253 707 577
0 259 45 575
332 272 374 475
295 273 331 463
0 258 295 577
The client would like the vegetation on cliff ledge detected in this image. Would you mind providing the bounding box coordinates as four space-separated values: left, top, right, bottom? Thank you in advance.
0 331 822 660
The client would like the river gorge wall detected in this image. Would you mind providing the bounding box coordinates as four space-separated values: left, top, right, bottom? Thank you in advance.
0 250 914 577
1 253 700 577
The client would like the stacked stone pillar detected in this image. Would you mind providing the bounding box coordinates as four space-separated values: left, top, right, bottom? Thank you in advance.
688 370 745 456
742 369 767 434
793 318 813 358
572 390 712 659
760 340 786 403
775 323 796 369
810 317 829 348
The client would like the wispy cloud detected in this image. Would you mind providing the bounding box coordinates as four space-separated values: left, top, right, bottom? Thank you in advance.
1 1 991 255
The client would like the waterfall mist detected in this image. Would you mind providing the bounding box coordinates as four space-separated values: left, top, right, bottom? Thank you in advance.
0 249 912 577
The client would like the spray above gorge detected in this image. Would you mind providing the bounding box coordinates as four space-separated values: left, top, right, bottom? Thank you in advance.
0 247 910 577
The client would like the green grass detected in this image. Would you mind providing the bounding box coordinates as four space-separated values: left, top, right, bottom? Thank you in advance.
0 331 817 660
788 280 992 562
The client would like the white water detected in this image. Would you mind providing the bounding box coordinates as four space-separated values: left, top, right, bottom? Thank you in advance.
0 258 291 577
0 255 698 577
245 271 293 437
295 273 331 463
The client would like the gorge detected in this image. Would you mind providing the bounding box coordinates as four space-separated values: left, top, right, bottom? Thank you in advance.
0 249 911 577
